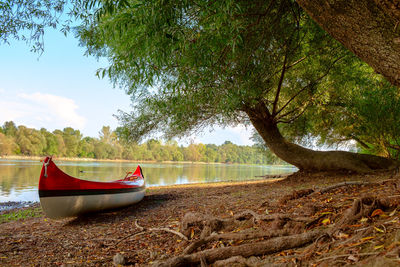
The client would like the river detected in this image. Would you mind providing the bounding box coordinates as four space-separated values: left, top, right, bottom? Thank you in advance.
0 158 296 203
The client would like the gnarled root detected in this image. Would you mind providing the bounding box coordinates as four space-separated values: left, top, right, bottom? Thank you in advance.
334 196 391 231
153 228 324 267
154 192 399 267
183 228 291 255
180 212 244 239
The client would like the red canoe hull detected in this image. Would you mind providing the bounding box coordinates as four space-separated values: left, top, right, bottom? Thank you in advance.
38 157 145 219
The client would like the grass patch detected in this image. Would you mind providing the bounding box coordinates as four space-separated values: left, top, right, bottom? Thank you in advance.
0 207 42 224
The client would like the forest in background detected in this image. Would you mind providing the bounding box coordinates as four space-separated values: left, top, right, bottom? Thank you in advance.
0 121 283 164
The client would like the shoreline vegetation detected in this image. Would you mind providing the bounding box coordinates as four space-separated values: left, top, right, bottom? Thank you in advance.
1 170 400 266
0 121 285 165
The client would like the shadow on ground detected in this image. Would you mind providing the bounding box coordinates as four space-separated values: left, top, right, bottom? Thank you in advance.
64 193 179 226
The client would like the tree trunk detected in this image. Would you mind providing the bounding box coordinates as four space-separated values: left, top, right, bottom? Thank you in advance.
296 0 400 87
245 104 399 172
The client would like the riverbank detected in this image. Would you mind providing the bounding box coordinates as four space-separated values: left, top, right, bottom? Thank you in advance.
0 155 292 167
1 171 400 266
0 176 289 212
0 201 34 213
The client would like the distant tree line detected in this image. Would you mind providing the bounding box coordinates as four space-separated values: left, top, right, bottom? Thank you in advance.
0 121 284 164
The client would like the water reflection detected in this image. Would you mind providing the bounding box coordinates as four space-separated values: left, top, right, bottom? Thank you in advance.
0 159 296 202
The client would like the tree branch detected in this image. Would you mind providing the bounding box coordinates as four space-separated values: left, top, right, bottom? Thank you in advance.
271 53 288 116
286 56 307 70
276 102 310 124
275 55 346 118
350 135 371 150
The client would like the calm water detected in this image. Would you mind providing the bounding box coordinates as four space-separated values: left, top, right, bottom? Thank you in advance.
0 159 296 202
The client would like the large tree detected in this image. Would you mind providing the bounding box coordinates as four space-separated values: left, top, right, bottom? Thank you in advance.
296 0 400 87
78 0 398 172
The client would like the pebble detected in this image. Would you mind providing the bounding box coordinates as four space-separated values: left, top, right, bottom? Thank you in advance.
113 253 126 266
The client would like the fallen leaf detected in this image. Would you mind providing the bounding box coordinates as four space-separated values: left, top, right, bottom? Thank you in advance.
360 217 368 223
361 236 375 241
374 226 384 233
190 228 195 239
349 242 363 247
322 218 331 225
389 209 397 217
371 209 384 217
374 245 384 250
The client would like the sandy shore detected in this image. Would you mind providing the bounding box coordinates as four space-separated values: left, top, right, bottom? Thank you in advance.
1 171 400 266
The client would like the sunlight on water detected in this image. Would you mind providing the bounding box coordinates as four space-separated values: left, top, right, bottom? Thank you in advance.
0 159 296 202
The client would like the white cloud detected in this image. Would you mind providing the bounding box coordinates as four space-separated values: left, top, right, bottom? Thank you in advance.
0 88 5 93
180 125 254 146
228 125 254 146
0 92 86 131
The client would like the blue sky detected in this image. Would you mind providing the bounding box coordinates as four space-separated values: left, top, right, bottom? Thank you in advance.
0 28 254 146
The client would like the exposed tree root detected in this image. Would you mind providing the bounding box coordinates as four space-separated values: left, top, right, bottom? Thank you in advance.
153 183 400 267
153 228 324 267
183 228 291 255
151 227 188 241
180 212 244 239
280 181 372 204
116 220 188 246
212 256 249 267
333 196 392 232
234 209 310 223
316 181 370 195
153 204 325 266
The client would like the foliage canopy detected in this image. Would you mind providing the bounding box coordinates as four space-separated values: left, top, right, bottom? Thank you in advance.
78 0 360 142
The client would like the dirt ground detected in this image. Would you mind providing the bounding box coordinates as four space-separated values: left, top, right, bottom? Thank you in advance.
1 171 400 266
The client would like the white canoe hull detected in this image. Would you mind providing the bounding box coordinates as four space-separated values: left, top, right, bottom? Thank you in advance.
40 188 146 219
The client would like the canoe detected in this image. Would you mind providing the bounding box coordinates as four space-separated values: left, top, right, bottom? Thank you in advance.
38 157 145 219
